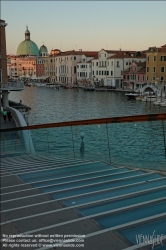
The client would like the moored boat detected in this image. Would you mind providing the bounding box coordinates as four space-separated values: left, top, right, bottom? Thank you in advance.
125 93 139 99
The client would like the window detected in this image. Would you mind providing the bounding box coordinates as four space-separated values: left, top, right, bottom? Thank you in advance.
96 62 98 66
143 76 144 81
111 61 113 66
153 77 155 80
99 71 101 75
137 75 139 81
96 71 98 75
161 67 165 72
126 62 128 65
102 71 103 75
153 67 156 73
93 71 94 75
161 76 164 81
74 57 76 60
154 56 156 61
147 76 148 80
77 65 79 68
117 61 120 67
147 67 149 72
111 71 113 76
107 71 109 76
161 56 166 61
74 66 76 74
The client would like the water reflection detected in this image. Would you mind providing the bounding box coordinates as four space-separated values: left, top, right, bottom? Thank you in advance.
9 86 164 125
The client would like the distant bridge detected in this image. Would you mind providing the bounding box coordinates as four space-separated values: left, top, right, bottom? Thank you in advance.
137 84 165 95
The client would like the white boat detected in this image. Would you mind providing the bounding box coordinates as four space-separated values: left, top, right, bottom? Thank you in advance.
46 83 55 88
153 100 161 105
36 83 46 87
125 93 139 99
160 102 166 107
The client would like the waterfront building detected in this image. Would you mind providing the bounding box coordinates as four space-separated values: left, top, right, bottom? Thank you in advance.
76 53 98 86
123 61 146 90
92 49 146 89
146 44 166 84
44 50 98 85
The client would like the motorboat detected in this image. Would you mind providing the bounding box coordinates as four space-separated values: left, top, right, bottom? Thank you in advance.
36 83 46 87
54 87 60 90
125 93 139 99
63 85 73 89
160 101 166 107
84 87 95 91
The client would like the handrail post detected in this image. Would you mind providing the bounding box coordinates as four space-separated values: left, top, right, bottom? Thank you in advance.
106 123 111 164
162 120 166 158
71 126 75 158
46 127 50 156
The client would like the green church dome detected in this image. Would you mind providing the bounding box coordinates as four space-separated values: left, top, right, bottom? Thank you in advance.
16 26 39 56
39 45 48 53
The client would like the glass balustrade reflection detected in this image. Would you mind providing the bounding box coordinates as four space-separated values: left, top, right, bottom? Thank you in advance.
46 126 74 158
107 120 166 171
72 124 110 163
0 130 24 154
30 128 49 155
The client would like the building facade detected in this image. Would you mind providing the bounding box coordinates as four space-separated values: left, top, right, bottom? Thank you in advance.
146 44 166 84
44 50 98 85
91 49 146 88
123 61 146 90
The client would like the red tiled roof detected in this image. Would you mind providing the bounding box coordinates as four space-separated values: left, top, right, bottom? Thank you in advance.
108 54 146 59
50 50 98 57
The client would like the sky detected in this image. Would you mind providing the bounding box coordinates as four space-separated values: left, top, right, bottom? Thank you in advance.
1 1 166 55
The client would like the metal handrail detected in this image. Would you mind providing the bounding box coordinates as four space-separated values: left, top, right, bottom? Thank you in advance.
0 113 166 132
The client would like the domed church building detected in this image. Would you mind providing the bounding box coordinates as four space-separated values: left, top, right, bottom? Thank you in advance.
39 44 48 57
16 26 39 56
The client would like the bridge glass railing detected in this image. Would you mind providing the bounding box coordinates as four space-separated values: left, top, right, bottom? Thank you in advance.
0 114 166 171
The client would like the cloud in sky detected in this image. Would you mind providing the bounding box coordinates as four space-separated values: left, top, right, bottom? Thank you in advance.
2 1 166 54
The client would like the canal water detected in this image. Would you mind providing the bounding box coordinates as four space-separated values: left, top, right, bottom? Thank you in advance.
9 86 165 125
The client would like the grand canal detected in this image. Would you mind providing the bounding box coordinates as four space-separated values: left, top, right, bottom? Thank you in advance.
9 86 165 125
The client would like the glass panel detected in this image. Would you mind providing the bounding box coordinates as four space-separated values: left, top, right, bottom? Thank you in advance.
107 121 166 171
47 126 74 158
30 128 49 156
72 124 110 162
0 131 30 155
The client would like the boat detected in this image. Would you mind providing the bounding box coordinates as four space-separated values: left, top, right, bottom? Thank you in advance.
153 100 161 105
63 85 72 89
160 101 166 107
95 88 107 92
54 87 60 90
45 83 55 88
36 83 46 87
125 93 139 99
84 87 95 91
